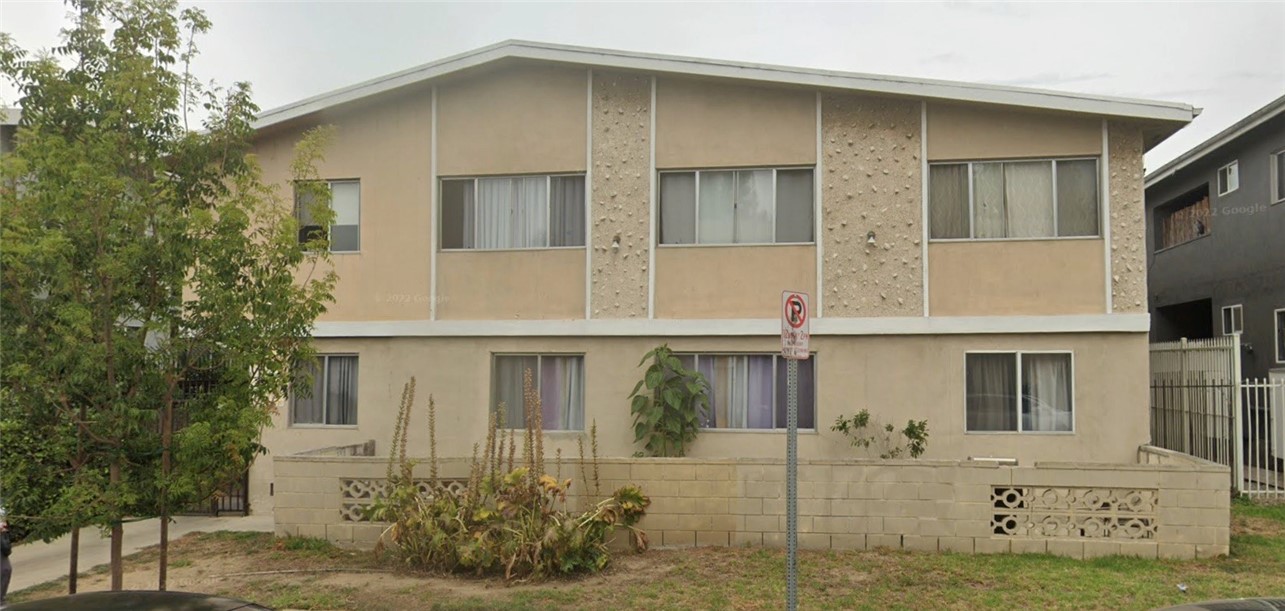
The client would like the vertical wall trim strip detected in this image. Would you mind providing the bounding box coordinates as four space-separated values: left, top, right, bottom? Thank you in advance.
920 101 929 317
648 75 657 319
585 69 594 319
1102 119 1113 314
429 86 439 320
815 92 824 318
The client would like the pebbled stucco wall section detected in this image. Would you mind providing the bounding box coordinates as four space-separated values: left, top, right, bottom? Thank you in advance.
821 94 923 317
590 71 652 319
1108 121 1147 313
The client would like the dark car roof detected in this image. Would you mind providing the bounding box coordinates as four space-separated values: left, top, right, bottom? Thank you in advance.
6 590 271 611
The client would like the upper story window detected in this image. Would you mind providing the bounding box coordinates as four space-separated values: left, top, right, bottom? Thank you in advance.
1222 304 1243 336
966 351 1073 433
1217 161 1239 196
1271 150 1285 204
676 353 815 430
440 175 585 250
291 354 358 426
1155 185 1210 251
492 354 584 431
929 158 1099 240
296 180 361 252
659 168 814 245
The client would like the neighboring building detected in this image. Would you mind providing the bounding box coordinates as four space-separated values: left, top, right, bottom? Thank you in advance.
248 41 1197 514
1145 95 1285 380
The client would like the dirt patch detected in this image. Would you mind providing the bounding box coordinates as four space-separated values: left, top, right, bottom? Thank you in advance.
1233 514 1284 538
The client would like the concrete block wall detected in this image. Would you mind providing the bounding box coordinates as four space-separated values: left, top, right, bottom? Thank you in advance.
273 448 1230 560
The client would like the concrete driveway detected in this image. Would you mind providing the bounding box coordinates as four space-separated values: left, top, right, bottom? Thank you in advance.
7 514 274 594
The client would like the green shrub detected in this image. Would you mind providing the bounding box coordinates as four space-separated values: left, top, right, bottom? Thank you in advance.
366 374 650 579
832 409 929 459
628 344 710 457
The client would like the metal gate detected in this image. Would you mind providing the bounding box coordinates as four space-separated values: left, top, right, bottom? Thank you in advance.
1149 335 1285 499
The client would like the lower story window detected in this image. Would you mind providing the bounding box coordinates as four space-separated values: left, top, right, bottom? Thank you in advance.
677 353 815 430
291 355 358 425
492 354 584 431
966 352 1072 433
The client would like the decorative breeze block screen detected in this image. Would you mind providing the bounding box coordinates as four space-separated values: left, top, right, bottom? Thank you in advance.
340 478 468 522
991 487 1158 539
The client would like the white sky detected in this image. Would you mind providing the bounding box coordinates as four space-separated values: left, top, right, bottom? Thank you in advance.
2 1 1283 170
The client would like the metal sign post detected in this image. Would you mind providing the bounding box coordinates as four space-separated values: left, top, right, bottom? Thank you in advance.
781 291 809 611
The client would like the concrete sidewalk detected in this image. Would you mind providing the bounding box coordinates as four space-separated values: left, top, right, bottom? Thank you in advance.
8 514 274 594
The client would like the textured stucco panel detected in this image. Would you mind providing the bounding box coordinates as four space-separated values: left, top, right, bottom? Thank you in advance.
821 94 923 317
590 72 651 318
1109 121 1147 313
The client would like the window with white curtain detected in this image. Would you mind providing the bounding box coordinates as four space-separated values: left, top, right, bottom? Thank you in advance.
659 168 814 245
965 352 1072 433
291 355 358 426
929 159 1098 240
440 175 585 250
492 354 584 431
296 180 361 252
675 353 816 430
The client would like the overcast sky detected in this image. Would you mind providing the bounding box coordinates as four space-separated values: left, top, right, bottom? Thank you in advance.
3 1 1283 170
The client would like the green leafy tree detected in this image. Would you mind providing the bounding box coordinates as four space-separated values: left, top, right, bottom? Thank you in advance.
0 0 336 592
628 345 709 457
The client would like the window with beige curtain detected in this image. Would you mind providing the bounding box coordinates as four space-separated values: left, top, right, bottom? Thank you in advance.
929 159 1099 240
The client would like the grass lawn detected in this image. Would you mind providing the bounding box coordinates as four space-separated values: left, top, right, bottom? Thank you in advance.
11 499 1285 610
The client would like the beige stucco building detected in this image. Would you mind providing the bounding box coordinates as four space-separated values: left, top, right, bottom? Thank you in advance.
248 42 1198 518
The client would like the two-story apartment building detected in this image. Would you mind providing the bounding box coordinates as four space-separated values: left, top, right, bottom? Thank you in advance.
248 41 1197 513
1145 94 1285 381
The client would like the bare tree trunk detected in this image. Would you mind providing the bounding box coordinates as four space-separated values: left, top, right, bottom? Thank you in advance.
68 528 79 594
109 461 122 591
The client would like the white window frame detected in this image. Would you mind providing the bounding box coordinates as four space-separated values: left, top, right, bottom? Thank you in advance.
1222 304 1244 336
676 352 818 432
295 179 361 254
928 157 1101 242
1217 160 1239 196
490 353 586 432
290 353 359 428
657 166 816 247
1271 149 1285 205
963 350 1076 434
1274 308 1284 364
438 173 586 252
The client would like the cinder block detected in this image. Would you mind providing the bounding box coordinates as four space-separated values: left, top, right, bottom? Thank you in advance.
1010 539 1048 555
830 499 867 516
745 480 782 499
275 524 297 538
746 515 778 532
884 483 919 500
813 516 855 534
710 514 744 532
799 533 831 550
918 519 956 537
662 530 695 548
763 532 785 548
697 531 729 547
326 523 353 543
595 463 631 482
883 517 919 535
678 514 713 531
902 535 939 552
352 523 386 545
762 498 785 515
867 534 901 550
973 538 1010 555
799 465 833 483
731 498 763 515
848 482 886 499
656 497 696 514
695 465 732 481
831 534 867 550
1082 540 1120 558
695 497 729 515
798 498 830 516
1047 540 1084 559
732 532 763 547
954 520 997 538
640 513 679 531
1196 544 1229 558
1158 543 1196 560
918 483 955 501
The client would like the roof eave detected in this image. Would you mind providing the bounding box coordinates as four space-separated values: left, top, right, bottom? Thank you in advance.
1145 94 1285 189
252 41 1197 132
